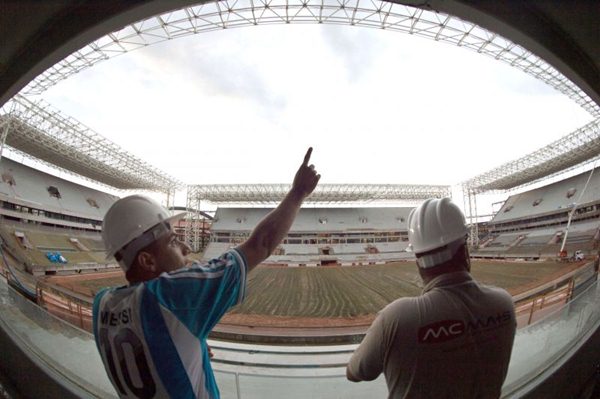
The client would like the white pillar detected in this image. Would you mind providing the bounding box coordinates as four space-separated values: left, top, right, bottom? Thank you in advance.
0 118 11 161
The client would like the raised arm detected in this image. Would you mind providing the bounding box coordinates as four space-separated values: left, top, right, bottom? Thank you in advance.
236 147 320 271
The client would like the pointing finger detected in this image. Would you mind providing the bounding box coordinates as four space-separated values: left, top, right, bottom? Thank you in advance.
302 147 313 167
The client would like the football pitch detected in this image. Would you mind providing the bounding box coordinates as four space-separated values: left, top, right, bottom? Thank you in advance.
230 260 568 318
60 260 570 319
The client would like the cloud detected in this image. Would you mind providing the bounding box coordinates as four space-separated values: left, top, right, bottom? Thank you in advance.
320 25 386 82
493 66 561 96
135 31 287 115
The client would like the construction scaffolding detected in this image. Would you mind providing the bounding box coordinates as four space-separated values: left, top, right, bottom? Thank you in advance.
19 0 598 119
0 95 181 192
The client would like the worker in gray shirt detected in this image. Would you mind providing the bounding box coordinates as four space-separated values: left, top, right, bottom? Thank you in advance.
347 198 516 398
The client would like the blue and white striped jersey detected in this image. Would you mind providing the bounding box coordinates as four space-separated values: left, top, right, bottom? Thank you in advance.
92 249 247 399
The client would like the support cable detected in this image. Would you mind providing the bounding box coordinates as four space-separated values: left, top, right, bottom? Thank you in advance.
559 161 598 255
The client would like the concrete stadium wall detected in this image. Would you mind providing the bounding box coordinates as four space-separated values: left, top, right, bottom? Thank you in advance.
492 170 600 224
0 157 118 223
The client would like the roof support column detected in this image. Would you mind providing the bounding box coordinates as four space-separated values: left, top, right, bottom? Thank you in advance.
166 188 175 214
0 117 11 162
463 186 479 247
185 186 202 253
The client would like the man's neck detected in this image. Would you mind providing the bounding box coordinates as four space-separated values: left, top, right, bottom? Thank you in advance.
419 262 469 285
126 269 158 285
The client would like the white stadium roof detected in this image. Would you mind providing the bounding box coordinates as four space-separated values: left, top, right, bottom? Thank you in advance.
17 0 600 122
1 1 599 197
463 118 600 193
0 95 181 192
187 183 451 204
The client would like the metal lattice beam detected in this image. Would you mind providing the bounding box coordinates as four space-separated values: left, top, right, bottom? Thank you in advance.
10 0 600 201
19 0 599 119
186 183 451 204
463 118 600 193
0 95 181 191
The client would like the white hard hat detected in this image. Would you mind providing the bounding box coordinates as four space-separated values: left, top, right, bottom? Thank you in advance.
407 198 469 268
102 195 185 271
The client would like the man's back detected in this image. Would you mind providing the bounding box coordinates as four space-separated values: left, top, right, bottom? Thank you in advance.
348 271 516 398
93 249 247 398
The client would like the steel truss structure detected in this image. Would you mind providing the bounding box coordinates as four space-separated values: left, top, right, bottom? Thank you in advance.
20 0 599 120
187 183 450 203
462 117 600 246
184 183 450 250
463 118 600 194
0 95 181 191
7 0 600 247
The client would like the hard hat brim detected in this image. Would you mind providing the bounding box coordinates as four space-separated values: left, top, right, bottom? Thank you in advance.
104 211 187 261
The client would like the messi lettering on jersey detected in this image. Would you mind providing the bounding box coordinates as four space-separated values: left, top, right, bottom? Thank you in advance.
100 308 132 326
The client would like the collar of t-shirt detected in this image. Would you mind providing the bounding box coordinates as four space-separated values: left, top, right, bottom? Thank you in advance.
422 271 473 295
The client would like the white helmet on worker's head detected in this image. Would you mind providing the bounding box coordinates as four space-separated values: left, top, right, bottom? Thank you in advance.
102 195 185 272
407 197 469 269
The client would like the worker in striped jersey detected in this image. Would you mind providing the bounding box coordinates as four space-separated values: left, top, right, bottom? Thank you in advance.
93 148 320 398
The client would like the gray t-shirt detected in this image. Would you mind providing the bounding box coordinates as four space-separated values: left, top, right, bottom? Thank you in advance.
347 271 516 399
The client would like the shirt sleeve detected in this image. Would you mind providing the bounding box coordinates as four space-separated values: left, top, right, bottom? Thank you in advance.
144 248 248 337
347 311 386 381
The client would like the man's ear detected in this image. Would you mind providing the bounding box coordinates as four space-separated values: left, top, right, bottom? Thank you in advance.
137 251 157 273
464 246 471 272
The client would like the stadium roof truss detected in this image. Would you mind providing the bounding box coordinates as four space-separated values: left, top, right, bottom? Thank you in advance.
186 183 451 204
7 0 600 197
20 0 599 121
0 95 182 192
462 118 600 194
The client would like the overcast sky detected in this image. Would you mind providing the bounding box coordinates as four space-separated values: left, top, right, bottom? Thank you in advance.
32 23 593 212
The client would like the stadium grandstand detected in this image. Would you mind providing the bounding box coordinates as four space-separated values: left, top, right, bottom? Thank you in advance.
204 207 415 265
186 183 450 259
471 169 600 260
1 1 600 399
0 95 181 285
0 157 117 276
